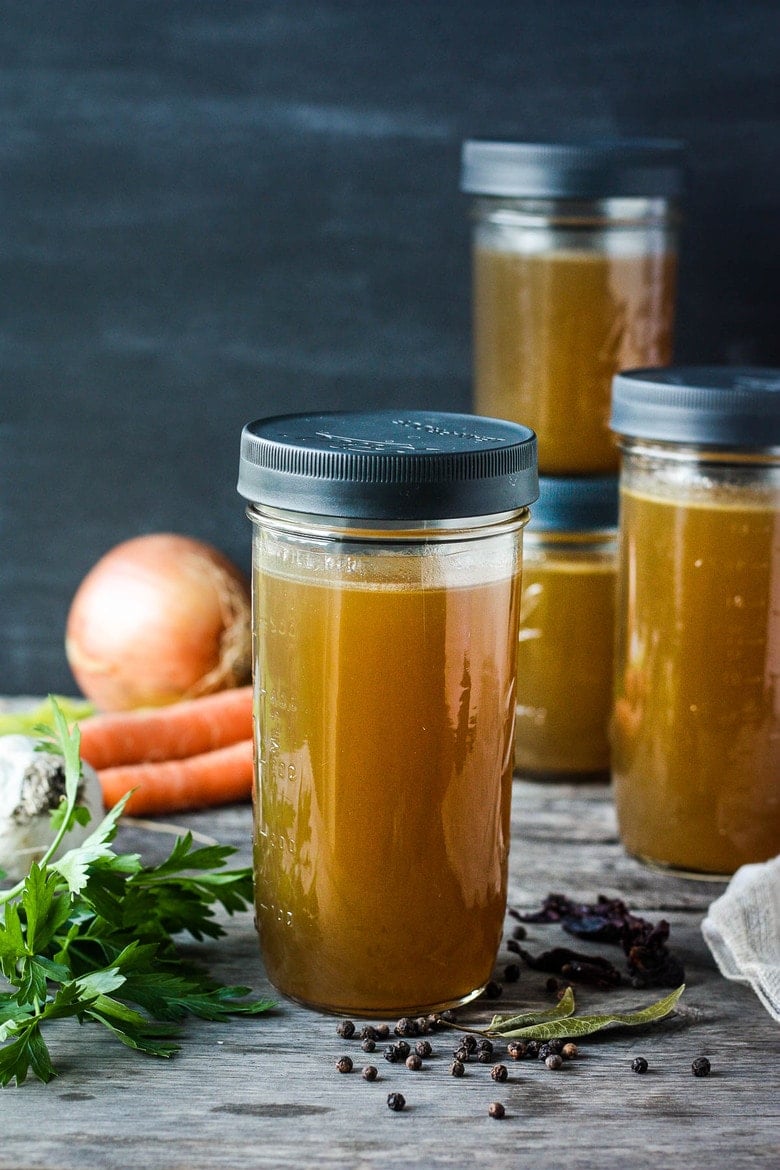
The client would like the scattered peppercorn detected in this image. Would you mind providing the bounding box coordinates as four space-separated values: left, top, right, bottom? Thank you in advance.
631 1057 649 1074
488 1101 506 1120
537 1043 552 1062
395 1040 410 1059
361 1038 376 1053
477 1038 494 1056
525 1041 539 1059
453 1045 470 1063
547 1038 564 1054
426 1013 442 1031
386 1092 406 1112
462 1035 478 1054
507 1040 527 1060
405 1053 423 1071
545 976 560 993
477 1050 494 1064
375 1023 391 1039
491 1064 508 1083
561 1043 578 1061
692 1057 711 1077
450 1059 465 1078
336 1020 355 1039
360 1025 378 1041
415 1040 433 1058
503 962 521 983
384 1045 402 1064
484 980 503 999
336 1055 353 1074
415 1016 429 1034
362 1065 378 1082
395 1017 417 1037
511 923 527 940
440 1009 457 1024
545 1054 563 1071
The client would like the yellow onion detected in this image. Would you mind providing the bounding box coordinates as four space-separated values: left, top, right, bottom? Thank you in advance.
65 533 252 711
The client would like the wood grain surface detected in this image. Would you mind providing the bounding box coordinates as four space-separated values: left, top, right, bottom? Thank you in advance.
1 756 777 1170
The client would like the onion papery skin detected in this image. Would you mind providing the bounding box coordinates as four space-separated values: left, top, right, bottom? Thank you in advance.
65 533 252 712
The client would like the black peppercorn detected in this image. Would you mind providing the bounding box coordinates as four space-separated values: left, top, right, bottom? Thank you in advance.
507 1040 527 1061
415 1016 429 1034
545 1054 563 1071
361 1038 376 1053
484 980 503 999
561 1042 578 1060
491 1064 508 1083
503 962 521 983
440 1009 457 1023
631 1056 649 1074
395 1017 417 1038
360 1025 378 1041
336 1020 355 1039
525 1041 539 1059
426 1013 442 1031
477 1038 494 1055
415 1040 433 1058
462 1035 478 1054
384 1045 401 1063
405 1053 423 1071
692 1057 711 1077
387 1092 406 1112
336 1055 353 1073
477 1050 494 1064
537 1043 552 1062
395 1040 410 1059
547 1038 564 1055
488 1101 506 1120
512 924 527 940
450 1059 465 1077
375 1023 391 1039
362 1065 378 1082
453 1045 470 1063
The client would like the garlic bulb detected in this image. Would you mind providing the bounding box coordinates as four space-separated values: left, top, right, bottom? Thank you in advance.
0 735 104 881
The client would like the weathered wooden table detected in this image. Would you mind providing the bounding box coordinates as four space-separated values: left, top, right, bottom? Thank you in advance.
1 771 778 1169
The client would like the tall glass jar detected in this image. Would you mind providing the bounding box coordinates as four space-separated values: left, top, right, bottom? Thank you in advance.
237 411 538 1015
610 368 780 878
515 477 618 779
460 139 682 475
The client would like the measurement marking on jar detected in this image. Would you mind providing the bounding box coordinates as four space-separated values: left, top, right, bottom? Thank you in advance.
258 826 297 854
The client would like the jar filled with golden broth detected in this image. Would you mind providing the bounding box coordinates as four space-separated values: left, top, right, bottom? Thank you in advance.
237 411 538 1015
460 139 682 475
610 368 780 878
515 476 618 779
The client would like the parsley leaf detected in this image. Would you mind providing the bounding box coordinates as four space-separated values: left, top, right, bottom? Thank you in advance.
0 698 275 1086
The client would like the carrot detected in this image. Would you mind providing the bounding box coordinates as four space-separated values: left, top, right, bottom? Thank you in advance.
79 686 253 770
98 738 254 816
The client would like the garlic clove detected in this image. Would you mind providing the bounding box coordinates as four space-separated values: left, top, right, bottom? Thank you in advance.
0 735 104 881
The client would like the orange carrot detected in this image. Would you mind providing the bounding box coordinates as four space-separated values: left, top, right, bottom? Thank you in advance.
79 686 253 770
98 738 254 816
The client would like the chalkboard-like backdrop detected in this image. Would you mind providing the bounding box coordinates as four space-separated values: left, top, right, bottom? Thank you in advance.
1 1 778 695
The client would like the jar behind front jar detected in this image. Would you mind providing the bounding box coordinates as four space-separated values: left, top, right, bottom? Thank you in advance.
610 368 780 877
515 477 618 779
460 140 683 475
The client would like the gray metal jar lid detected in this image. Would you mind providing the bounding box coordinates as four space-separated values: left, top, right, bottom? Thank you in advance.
528 476 619 534
610 367 780 447
460 138 684 199
238 410 539 520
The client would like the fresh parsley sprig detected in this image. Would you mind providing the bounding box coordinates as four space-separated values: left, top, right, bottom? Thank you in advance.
0 700 274 1086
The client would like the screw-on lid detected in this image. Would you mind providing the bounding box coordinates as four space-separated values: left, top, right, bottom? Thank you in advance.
238 410 539 520
610 367 780 447
460 138 684 199
528 477 619 534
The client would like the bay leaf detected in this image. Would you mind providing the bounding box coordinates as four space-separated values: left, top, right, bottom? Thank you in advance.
494 984 685 1040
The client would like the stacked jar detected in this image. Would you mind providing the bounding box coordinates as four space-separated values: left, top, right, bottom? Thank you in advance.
461 138 683 778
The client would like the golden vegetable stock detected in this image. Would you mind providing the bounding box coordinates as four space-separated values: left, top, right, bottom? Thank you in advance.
473 248 676 474
253 558 521 1014
613 487 780 875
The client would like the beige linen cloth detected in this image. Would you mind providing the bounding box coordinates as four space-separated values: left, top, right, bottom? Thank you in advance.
701 854 780 1023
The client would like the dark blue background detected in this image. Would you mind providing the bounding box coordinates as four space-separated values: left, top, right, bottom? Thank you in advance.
2 0 779 694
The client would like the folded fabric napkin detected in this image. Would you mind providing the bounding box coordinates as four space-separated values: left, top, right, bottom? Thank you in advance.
701 854 780 1023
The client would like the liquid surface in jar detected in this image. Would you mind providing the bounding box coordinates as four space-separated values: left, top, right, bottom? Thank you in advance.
515 549 615 778
253 555 520 1015
612 488 780 876
473 247 676 474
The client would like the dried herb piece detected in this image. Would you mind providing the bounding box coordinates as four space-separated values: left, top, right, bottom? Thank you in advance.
486 985 576 1033
487 985 684 1041
518 946 622 989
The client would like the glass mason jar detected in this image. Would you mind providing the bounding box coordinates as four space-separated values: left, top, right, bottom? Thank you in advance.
610 368 780 878
515 477 618 780
237 410 538 1015
460 139 683 475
